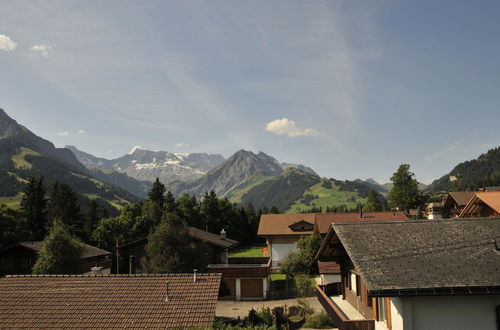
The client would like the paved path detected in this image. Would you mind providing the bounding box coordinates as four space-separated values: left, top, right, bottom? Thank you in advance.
216 296 324 319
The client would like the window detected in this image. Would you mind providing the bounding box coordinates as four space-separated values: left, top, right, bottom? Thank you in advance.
377 297 386 322
356 275 361 296
351 273 357 294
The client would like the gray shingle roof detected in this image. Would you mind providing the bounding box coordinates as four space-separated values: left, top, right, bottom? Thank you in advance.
331 218 500 294
13 241 112 260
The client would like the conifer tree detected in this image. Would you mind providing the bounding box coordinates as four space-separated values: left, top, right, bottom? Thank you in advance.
388 164 422 213
47 182 83 239
148 178 166 208
141 213 200 273
364 189 383 212
164 190 176 213
21 176 48 240
32 219 84 274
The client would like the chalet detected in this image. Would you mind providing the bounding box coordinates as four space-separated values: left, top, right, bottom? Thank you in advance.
118 227 239 273
424 202 443 220
258 211 408 270
316 218 500 330
442 191 475 217
0 241 112 275
257 213 316 269
0 273 221 328
459 191 500 218
207 257 271 301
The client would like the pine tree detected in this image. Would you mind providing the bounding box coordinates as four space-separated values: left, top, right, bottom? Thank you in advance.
141 213 200 273
388 164 422 213
84 199 99 241
32 219 84 274
148 178 166 208
364 189 383 212
164 190 176 213
21 176 48 240
47 182 84 239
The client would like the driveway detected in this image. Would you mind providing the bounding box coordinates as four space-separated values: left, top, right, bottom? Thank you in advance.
216 296 324 319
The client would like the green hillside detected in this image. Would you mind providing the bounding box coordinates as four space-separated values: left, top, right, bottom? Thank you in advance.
0 142 137 212
238 168 320 211
288 178 384 213
426 146 500 192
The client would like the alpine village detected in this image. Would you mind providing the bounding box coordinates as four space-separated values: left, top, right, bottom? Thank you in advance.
0 108 498 330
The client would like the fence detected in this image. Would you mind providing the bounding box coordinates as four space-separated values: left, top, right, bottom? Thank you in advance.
268 278 315 300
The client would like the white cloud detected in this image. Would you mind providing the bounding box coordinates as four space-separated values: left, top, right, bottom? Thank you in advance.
57 131 69 136
175 142 189 148
30 44 52 56
77 129 85 134
265 118 318 138
0 34 17 51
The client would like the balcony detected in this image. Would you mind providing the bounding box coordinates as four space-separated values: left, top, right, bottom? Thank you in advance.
316 285 374 330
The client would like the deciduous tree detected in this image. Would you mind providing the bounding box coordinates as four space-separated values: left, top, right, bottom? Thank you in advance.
388 164 422 213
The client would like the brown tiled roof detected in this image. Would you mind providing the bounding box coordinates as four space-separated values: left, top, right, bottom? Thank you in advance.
188 227 239 249
314 211 409 234
257 213 317 236
0 273 221 328
461 191 500 216
325 218 500 294
6 241 112 260
318 261 340 274
445 191 475 207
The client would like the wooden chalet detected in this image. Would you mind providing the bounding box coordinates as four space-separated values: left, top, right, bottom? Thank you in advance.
0 241 112 276
442 191 475 217
458 191 500 218
316 218 500 330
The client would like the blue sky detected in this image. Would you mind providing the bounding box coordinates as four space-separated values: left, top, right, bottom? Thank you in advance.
1 0 499 184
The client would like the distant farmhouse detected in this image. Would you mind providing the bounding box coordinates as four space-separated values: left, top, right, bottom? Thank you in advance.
0 241 112 276
316 218 500 330
0 273 221 328
258 211 408 269
118 226 239 273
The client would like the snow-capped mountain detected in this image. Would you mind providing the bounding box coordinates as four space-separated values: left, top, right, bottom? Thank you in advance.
66 145 225 183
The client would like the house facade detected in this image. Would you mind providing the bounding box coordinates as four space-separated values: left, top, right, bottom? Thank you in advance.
442 191 475 217
316 218 500 330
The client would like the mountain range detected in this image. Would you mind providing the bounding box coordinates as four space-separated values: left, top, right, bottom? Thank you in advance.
1 108 498 213
0 109 139 213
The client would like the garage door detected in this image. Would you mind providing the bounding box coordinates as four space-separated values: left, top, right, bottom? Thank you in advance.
241 279 263 298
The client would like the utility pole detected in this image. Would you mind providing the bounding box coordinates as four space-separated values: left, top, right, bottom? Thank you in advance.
116 239 119 275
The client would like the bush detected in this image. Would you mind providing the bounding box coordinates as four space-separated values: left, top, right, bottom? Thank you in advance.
295 274 313 297
303 312 335 329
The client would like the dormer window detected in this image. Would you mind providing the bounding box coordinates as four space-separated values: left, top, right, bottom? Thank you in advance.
289 220 313 232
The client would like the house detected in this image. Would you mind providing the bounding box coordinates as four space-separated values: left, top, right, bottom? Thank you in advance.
316 218 500 330
442 191 475 217
257 213 316 269
459 191 500 218
424 202 443 220
258 211 409 270
118 227 239 273
207 257 271 301
0 241 112 275
0 273 221 328
317 261 341 295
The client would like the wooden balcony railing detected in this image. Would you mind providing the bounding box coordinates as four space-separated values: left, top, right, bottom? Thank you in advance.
316 285 374 330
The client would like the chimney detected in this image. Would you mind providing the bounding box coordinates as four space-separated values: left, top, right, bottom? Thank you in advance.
164 281 170 302
193 269 198 283
220 228 226 239
129 255 135 275
91 266 103 275
358 205 363 219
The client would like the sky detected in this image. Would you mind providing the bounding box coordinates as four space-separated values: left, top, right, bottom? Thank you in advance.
1 0 499 184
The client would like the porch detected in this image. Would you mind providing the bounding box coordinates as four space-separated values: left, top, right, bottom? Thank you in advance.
316 285 374 330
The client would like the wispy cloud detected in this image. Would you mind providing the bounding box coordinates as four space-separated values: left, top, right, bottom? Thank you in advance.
0 34 17 51
57 131 69 136
77 129 85 134
175 142 189 148
265 118 317 138
30 44 52 56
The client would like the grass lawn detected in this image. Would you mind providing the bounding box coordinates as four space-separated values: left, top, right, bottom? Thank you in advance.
269 273 287 281
229 243 266 257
